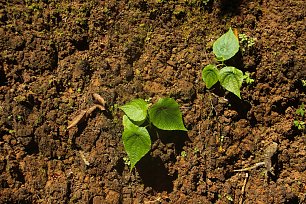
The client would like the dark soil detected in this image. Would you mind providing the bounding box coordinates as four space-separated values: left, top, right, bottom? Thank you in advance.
0 0 305 203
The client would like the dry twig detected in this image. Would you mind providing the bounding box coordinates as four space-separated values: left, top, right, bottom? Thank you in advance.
239 172 249 204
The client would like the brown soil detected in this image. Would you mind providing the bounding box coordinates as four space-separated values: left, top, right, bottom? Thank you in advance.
0 0 305 203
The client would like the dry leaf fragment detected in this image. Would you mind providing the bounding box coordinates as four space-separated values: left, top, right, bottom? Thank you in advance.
86 104 105 116
95 104 105 111
67 93 107 130
67 110 86 129
86 105 98 116
93 93 106 107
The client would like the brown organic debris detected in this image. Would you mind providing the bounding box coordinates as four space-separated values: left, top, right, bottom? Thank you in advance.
93 93 106 107
67 93 107 129
67 110 87 129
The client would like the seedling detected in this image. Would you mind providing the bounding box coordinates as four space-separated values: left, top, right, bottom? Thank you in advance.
243 72 255 84
296 103 305 117
202 28 254 99
123 157 131 167
238 33 256 53
294 120 305 130
120 97 187 170
181 151 187 157
294 103 305 130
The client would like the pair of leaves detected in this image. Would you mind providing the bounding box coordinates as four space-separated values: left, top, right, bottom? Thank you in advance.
202 65 244 98
120 98 187 170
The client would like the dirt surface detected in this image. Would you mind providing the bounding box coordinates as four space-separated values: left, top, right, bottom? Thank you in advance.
0 0 305 203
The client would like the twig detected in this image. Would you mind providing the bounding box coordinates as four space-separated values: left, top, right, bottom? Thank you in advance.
234 162 265 172
239 172 249 204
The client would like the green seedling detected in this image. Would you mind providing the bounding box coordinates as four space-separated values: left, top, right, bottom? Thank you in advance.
294 103 305 130
296 103 305 117
120 97 187 170
202 28 254 99
243 72 255 84
239 33 256 53
181 151 187 157
123 157 131 167
294 120 305 130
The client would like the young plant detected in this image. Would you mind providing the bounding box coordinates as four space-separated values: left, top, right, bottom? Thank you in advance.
120 97 187 170
202 28 253 99
238 33 256 53
294 103 305 130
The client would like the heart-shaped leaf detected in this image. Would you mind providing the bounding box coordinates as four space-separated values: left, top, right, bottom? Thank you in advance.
149 98 187 131
122 116 151 170
219 66 244 98
213 28 239 61
120 99 148 125
202 64 219 89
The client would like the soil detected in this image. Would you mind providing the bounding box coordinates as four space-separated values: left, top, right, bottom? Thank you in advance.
0 0 305 203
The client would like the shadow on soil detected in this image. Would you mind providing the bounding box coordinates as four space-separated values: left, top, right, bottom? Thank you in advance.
136 130 189 192
136 155 177 193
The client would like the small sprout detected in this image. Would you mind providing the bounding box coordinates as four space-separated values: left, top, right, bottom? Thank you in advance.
296 103 305 117
293 103 305 130
239 33 256 53
9 130 15 134
17 115 24 121
123 157 131 167
243 72 255 84
226 194 234 202
181 151 187 157
144 97 152 103
294 120 305 130
193 147 200 154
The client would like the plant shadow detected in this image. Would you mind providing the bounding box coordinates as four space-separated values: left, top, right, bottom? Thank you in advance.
157 130 190 153
135 129 189 192
227 94 252 118
218 0 243 15
136 154 177 193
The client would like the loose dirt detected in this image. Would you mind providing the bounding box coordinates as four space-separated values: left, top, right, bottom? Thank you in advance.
0 0 305 203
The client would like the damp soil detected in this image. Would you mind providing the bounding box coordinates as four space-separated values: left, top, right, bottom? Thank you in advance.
0 0 305 203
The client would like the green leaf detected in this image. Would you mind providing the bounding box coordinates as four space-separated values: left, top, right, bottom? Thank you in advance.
122 115 135 129
213 28 239 61
296 103 305 117
219 66 244 98
122 116 151 170
202 64 219 89
120 99 148 124
148 98 187 131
